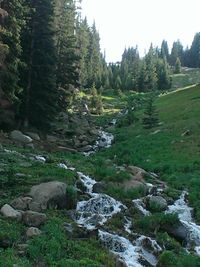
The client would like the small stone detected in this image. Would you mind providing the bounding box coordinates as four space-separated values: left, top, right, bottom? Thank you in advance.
0 204 22 221
26 132 40 141
10 130 32 143
16 244 28 256
46 135 58 142
181 130 190 136
22 211 47 227
19 162 32 168
15 173 27 177
11 197 32 211
26 227 42 238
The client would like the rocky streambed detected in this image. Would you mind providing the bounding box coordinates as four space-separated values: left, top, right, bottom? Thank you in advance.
1 114 200 266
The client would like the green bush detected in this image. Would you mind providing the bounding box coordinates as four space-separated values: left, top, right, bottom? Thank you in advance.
0 248 31 267
158 251 200 267
135 213 179 234
156 232 181 251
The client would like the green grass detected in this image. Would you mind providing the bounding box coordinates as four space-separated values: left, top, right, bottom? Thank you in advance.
98 84 200 220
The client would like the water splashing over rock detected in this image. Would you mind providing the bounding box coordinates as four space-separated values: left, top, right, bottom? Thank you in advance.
132 199 151 216
76 194 125 230
83 130 114 156
99 231 162 267
166 191 200 254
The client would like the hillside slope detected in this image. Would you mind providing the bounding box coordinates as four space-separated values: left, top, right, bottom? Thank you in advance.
101 84 200 220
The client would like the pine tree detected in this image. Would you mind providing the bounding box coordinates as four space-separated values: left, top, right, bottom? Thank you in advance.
160 40 169 62
76 17 90 87
170 40 183 66
20 0 58 130
55 0 79 110
145 44 158 91
0 0 24 100
143 95 159 129
156 58 172 90
120 47 140 90
138 60 149 92
90 83 103 114
174 57 181 74
189 33 200 68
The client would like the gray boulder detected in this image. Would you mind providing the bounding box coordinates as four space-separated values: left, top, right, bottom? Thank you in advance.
22 211 47 227
29 181 67 210
10 130 32 143
164 222 189 243
0 204 22 221
26 227 42 238
93 182 106 193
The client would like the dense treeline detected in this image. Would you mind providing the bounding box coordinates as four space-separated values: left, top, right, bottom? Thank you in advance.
0 0 200 130
0 0 103 129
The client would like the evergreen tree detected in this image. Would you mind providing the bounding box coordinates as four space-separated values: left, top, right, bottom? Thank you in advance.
120 47 140 90
143 95 159 129
145 44 158 91
0 0 24 100
87 23 103 88
20 0 58 129
138 60 149 92
156 58 171 90
174 57 181 74
90 83 103 114
160 40 169 62
170 40 183 66
76 17 90 87
189 32 200 68
55 0 79 110
77 19 105 89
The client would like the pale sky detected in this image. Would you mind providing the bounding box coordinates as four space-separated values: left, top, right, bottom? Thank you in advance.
81 0 200 62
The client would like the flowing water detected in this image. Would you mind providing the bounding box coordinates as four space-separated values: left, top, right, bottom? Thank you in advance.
166 191 200 254
99 230 162 267
132 199 151 216
76 172 125 230
83 130 114 156
75 170 162 266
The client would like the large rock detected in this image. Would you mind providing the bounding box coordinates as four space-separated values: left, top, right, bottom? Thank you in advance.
22 211 47 227
10 130 32 144
0 204 22 221
29 181 67 210
93 182 106 193
164 222 189 243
